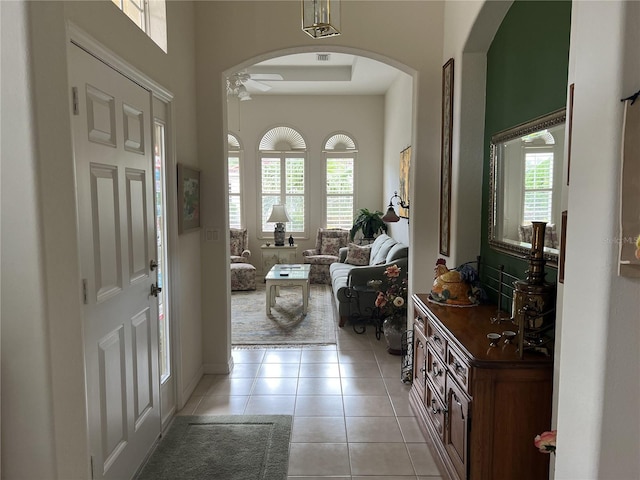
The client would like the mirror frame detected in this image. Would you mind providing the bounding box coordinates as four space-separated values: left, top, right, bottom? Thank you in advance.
488 108 566 266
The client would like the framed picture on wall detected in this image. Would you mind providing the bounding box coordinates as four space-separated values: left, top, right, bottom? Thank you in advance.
177 163 201 234
440 58 454 256
399 146 411 219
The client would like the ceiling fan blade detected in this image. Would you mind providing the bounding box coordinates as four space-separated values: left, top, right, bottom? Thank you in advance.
249 73 284 81
245 78 272 92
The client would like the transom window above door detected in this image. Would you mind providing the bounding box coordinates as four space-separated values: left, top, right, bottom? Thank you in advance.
111 0 167 52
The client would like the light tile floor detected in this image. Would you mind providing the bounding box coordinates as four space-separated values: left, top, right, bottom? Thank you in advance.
178 324 443 480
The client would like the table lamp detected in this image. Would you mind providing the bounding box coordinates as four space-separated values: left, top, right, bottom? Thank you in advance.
267 204 291 246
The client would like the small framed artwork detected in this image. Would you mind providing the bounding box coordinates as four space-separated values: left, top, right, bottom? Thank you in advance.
177 163 201 234
399 146 411 219
439 58 454 256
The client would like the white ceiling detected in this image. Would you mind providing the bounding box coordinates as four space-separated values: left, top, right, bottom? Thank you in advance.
238 52 404 96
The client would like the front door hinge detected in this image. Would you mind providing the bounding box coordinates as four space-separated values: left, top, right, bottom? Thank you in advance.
72 86 79 115
90 455 94 480
82 279 88 304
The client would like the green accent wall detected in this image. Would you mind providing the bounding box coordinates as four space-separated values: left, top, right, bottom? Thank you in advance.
481 0 571 284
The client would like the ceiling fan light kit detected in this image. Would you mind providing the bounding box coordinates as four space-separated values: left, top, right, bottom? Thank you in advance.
226 71 285 101
302 0 341 39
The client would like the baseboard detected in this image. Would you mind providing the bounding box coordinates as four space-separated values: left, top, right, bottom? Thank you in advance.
182 365 204 405
203 356 234 375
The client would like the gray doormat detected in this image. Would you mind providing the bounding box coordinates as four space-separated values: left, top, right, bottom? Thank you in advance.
136 415 292 480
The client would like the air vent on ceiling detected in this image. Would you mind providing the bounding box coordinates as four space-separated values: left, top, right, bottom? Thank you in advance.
316 53 331 62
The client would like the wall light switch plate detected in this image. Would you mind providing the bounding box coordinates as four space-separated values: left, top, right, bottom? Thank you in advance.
205 228 219 242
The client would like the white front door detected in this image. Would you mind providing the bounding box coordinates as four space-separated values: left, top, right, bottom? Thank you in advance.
69 43 160 480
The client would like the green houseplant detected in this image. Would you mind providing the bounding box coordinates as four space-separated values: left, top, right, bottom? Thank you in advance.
349 208 388 242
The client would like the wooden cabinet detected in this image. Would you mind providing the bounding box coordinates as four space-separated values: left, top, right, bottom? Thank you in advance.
410 294 553 480
260 244 298 275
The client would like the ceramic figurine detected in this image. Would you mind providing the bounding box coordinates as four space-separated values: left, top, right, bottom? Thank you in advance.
288 235 294 246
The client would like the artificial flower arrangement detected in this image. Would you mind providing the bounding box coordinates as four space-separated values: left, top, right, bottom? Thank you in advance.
534 430 557 454
374 264 408 327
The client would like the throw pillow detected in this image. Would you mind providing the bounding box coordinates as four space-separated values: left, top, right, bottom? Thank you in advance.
321 237 341 256
345 243 371 266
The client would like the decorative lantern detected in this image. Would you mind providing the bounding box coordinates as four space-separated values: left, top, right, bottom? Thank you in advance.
302 0 341 39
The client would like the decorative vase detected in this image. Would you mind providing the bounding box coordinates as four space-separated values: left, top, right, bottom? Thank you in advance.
383 315 405 355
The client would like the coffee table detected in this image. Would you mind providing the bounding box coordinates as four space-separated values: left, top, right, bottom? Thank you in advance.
265 264 311 315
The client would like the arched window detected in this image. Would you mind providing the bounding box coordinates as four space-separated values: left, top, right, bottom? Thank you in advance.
258 126 307 236
227 133 242 229
324 133 357 229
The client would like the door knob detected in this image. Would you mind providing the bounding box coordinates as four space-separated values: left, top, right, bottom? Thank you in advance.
150 283 162 297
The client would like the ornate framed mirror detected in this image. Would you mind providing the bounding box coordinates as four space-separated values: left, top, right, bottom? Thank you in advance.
488 109 566 266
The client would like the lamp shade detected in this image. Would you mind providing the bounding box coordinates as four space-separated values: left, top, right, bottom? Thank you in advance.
267 204 291 224
382 206 400 223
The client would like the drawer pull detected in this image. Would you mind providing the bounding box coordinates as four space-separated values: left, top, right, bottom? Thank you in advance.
452 391 465 420
431 362 443 377
432 335 443 346
430 398 442 415
454 362 465 375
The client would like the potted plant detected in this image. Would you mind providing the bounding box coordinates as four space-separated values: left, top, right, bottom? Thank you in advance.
374 264 408 355
349 208 388 242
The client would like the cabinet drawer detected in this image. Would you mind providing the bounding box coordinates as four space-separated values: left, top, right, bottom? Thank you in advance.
413 327 427 400
447 346 471 395
413 309 426 333
426 318 447 359
426 346 446 398
425 379 447 442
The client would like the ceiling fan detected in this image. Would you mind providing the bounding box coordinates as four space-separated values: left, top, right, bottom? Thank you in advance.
227 71 284 100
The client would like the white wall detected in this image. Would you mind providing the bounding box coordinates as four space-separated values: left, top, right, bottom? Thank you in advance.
555 1 640 478
227 94 386 264
443 0 511 268
383 72 413 248
1 2 58 477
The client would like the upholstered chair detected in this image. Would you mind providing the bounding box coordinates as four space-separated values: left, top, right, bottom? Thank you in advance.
302 228 350 284
229 228 251 263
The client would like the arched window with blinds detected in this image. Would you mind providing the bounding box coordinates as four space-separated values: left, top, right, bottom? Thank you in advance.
324 132 357 229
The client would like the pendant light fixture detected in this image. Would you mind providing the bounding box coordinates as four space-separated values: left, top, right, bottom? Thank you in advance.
301 0 341 39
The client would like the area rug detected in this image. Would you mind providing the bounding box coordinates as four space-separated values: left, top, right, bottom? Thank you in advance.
232 283 336 345
136 415 292 480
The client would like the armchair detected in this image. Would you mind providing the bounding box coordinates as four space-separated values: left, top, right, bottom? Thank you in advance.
230 228 251 263
230 228 255 291
302 228 350 284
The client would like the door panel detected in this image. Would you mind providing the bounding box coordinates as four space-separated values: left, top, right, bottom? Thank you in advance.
92 164 123 302
98 326 127 463
70 42 160 480
126 169 149 282
132 307 153 426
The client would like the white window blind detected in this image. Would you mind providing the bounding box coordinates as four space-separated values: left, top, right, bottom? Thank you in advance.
326 157 354 229
261 156 305 233
523 151 553 223
228 155 241 229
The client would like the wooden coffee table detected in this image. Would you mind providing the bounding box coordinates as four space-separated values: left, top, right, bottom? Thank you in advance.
265 264 311 315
